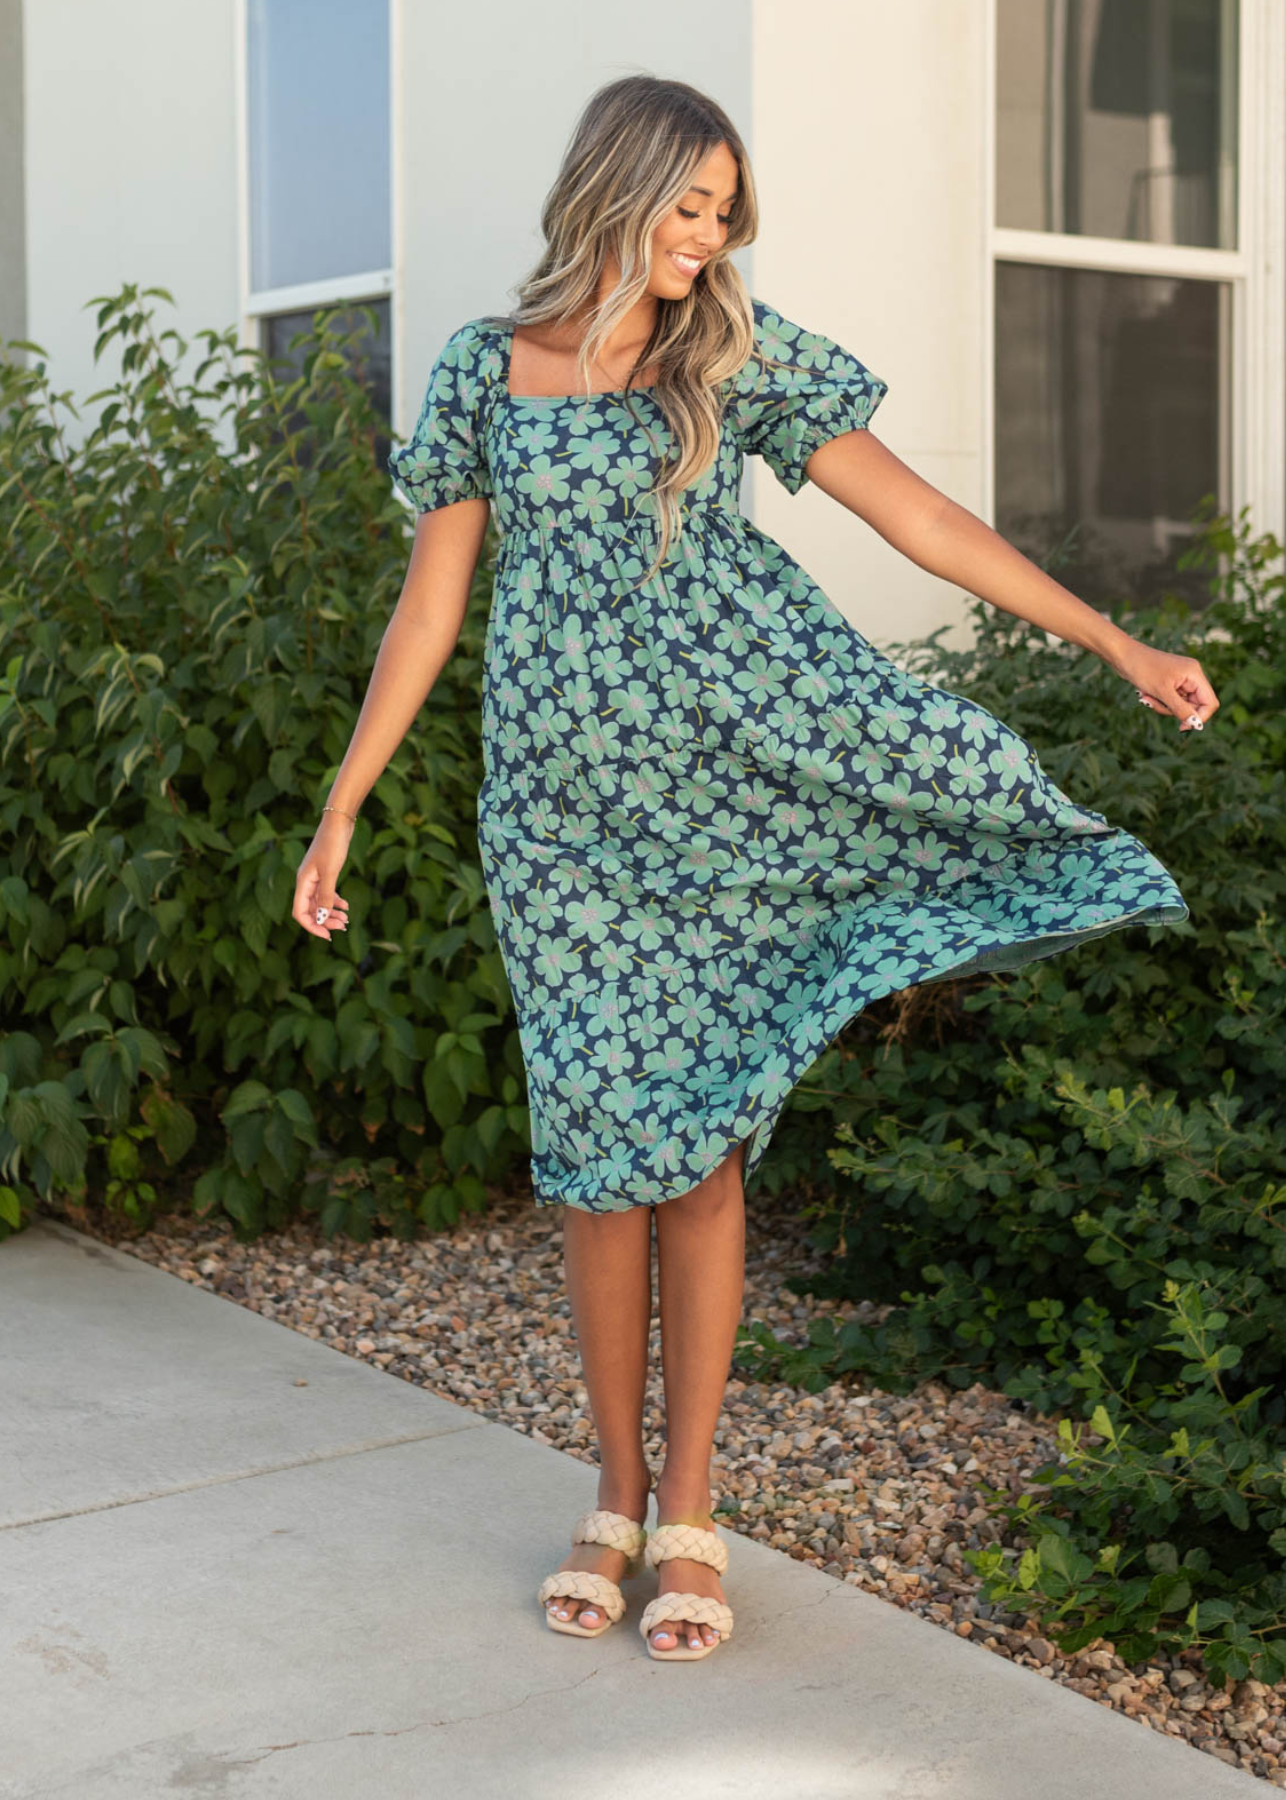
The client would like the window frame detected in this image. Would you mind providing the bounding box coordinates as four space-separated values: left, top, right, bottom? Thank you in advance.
233 0 395 364
983 0 1286 557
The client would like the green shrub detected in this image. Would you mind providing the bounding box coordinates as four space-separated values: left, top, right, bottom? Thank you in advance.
733 503 1286 1683
0 284 528 1241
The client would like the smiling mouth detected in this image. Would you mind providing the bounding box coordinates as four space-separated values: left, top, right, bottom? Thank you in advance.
667 251 704 276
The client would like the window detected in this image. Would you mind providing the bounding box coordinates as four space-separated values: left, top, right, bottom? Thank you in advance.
992 0 1240 610
997 0 1238 250
242 0 392 438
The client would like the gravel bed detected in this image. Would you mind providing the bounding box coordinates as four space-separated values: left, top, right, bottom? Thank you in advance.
59 1179 1286 1784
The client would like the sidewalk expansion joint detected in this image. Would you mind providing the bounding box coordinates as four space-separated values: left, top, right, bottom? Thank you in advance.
1 1421 486 1532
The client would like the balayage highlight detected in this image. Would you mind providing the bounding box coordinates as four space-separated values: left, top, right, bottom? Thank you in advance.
492 75 776 586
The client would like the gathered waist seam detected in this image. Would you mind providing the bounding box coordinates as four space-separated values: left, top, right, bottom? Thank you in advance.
496 503 747 549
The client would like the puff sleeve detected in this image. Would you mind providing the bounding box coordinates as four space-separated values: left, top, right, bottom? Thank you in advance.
731 298 888 495
388 318 497 513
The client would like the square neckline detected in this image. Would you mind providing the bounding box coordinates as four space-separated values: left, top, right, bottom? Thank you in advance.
499 319 659 403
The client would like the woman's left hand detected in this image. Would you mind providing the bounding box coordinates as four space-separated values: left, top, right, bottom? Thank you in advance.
1113 640 1219 733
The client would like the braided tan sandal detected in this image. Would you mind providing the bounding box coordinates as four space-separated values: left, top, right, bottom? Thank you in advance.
536 1508 648 1638
638 1520 734 1661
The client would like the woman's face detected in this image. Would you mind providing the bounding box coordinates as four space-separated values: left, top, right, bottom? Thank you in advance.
645 139 740 299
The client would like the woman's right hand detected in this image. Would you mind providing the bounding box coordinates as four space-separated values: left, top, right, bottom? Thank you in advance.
292 813 354 943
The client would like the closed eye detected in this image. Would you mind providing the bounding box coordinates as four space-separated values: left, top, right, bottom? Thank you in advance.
678 207 731 225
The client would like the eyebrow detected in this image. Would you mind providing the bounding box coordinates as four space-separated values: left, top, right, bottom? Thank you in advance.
688 185 739 204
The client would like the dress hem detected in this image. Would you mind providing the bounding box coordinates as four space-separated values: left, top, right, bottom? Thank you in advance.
527 888 1188 1213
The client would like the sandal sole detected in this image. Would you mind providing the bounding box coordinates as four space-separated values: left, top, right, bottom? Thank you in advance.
646 1636 722 1661
547 1613 614 1638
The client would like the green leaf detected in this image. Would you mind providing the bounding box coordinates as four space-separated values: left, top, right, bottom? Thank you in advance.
221 1080 272 1121
274 1087 318 1143
1037 1535 1078 1582
1089 1404 1116 1445
1194 1598 1239 1629
1222 1490 1251 1532
54 1011 112 1046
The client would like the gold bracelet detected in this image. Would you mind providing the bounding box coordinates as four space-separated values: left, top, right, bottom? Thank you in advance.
322 803 358 824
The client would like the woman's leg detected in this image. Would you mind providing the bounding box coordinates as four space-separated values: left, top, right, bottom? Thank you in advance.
648 1137 748 1652
544 1202 654 1628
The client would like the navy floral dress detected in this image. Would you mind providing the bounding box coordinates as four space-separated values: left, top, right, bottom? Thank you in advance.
388 298 1188 1213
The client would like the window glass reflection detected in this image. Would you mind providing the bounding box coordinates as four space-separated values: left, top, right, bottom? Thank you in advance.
995 261 1230 610
997 0 1238 250
247 0 391 291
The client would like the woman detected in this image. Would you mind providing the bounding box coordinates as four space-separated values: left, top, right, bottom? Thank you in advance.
291 75 1216 1663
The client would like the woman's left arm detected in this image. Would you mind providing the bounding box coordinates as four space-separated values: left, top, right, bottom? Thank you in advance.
805 430 1219 733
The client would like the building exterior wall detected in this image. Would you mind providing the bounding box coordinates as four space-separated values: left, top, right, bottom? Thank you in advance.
21 0 239 404
750 0 988 651
0 0 26 348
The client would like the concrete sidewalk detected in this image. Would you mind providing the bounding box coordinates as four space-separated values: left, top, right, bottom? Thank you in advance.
0 1218 1263 1800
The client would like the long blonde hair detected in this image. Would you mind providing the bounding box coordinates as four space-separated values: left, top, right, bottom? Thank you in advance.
503 75 761 585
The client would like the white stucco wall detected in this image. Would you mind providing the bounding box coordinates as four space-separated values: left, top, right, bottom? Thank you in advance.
22 0 239 406
0 0 25 348
750 0 987 654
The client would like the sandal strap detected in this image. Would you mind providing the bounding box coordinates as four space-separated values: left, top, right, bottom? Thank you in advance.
644 1522 728 1575
572 1509 648 1557
536 1569 626 1623
638 1592 734 1639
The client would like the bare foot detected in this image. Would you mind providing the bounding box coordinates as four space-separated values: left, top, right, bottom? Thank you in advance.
648 1500 724 1653
545 1484 650 1632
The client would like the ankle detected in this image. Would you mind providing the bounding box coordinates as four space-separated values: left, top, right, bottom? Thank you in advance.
653 1481 713 1525
594 1466 652 1520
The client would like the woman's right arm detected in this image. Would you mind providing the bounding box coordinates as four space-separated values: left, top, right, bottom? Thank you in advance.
290 495 491 942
